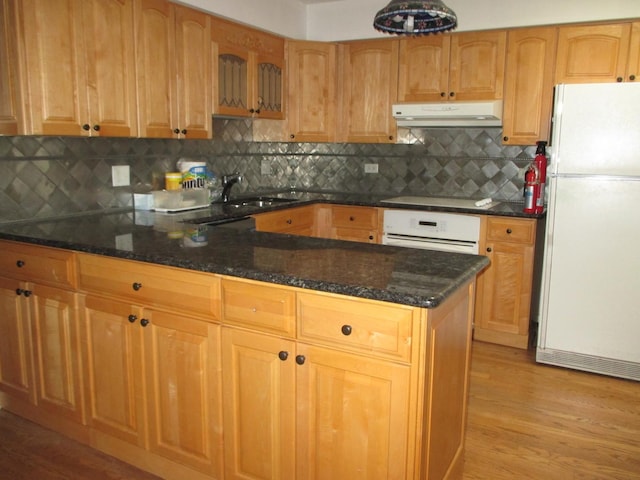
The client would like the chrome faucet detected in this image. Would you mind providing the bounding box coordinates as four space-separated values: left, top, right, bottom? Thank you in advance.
220 173 243 203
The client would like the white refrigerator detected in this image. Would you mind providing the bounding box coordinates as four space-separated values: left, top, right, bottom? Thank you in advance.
536 82 640 381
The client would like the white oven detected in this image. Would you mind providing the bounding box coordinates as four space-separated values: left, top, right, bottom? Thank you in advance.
382 209 481 254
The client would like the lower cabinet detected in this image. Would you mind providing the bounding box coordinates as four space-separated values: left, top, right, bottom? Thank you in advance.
253 205 316 236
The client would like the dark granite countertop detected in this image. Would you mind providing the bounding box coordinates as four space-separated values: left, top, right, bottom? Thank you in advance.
0 201 490 308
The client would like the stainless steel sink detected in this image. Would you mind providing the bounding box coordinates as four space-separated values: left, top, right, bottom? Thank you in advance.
222 196 298 208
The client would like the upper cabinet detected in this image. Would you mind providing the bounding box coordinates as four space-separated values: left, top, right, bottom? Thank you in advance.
555 22 638 84
3 0 138 136
398 30 507 102
212 17 285 119
0 0 19 135
135 0 211 139
287 40 338 143
502 27 558 145
339 39 399 143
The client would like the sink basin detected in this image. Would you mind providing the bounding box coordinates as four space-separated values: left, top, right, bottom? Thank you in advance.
222 196 298 208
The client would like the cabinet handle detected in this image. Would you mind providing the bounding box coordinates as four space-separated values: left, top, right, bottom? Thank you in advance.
140 318 150 327
132 282 142 291
93 124 100 131
388 136 393 141
290 134 295 139
278 351 289 361
181 129 187 135
82 124 90 131
341 324 352 336
486 247 492 253
295 355 306 365
368 235 374 240
440 92 446 97
128 314 137 323
16 260 25 268
449 91 455 97
286 219 292 224
349 216 355 221
616 77 623 82
503 136 509 142
22 290 31 297
15 288 23 296
506 228 512 234
173 128 180 134
630 75 636 81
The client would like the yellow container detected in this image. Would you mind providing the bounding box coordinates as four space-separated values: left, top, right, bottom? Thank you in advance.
165 172 182 190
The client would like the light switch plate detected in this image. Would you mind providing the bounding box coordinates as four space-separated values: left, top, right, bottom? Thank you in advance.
112 165 130 187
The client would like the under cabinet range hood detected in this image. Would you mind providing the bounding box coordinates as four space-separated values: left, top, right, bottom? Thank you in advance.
393 100 503 127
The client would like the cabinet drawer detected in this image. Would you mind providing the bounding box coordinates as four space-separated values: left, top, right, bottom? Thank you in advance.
221 278 296 337
485 217 535 244
253 205 314 233
331 206 378 229
297 292 414 362
0 240 76 289
77 254 221 320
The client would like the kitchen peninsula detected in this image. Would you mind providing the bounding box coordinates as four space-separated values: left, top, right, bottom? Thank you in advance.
0 205 488 480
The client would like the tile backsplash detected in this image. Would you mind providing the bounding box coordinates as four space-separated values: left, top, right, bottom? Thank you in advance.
0 118 536 223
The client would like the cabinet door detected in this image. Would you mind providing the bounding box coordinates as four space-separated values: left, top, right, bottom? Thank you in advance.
30 283 84 423
287 41 338 142
626 22 640 82
255 52 284 120
0 277 34 404
555 23 631 83
81 0 138 137
296 343 410 480
449 30 507 101
398 35 450 102
339 39 398 143
0 0 19 135
502 27 557 145
135 0 178 138
80 295 147 447
19 0 88 135
144 309 223 477
221 328 296 480
174 4 211 139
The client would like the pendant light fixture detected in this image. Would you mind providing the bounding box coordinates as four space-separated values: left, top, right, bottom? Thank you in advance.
373 0 457 35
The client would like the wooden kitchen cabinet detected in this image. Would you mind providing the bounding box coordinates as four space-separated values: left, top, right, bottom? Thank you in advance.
253 205 316 236
339 38 399 143
398 30 507 102
330 205 379 243
3 0 137 136
475 217 536 349
136 0 211 139
286 40 338 142
0 0 19 135
212 17 285 119
0 241 84 426
502 26 558 145
555 22 639 84
77 253 223 478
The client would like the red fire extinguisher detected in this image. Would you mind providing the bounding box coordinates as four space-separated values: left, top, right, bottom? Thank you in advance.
534 141 548 214
523 162 539 214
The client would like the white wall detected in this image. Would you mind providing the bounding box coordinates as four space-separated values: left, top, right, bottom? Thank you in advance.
179 0 640 40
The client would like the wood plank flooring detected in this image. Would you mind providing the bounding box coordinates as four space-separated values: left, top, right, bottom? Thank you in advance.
0 341 638 479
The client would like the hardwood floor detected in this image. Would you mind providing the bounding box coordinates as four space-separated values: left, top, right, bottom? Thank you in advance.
0 341 638 479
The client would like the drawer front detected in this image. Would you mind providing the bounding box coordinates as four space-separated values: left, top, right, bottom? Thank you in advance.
77 254 221 320
221 278 296 337
297 292 414 362
331 206 377 229
0 240 76 289
253 206 314 233
485 217 535 244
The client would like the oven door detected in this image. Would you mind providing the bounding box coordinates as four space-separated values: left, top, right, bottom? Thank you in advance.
382 233 478 254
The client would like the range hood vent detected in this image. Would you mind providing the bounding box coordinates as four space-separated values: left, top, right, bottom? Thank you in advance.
393 100 503 127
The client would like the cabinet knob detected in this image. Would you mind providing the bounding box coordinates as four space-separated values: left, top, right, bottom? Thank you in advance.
173 128 180 134
128 314 137 323
506 228 512 234
503 136 509 142
82 124 90 131
181 129 187 135
349 216 355 221
93 124 100 131
132 282 142 291
341 325 352 336
140 318 150 327
368 235 374 240
286 219 292 224
278 351 289 361
16 260 25 268
449 91 455 97
630 75 636 81
388 136 393 141
295 355 306 365
290 134 295 139
616 77 624 82
15 288 23 296
440 92 446 97
486 247 492 253
249 108 261 114
22 290 31 297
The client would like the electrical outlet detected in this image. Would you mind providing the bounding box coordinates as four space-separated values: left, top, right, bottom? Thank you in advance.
112 165 130 187
364 163 378 174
